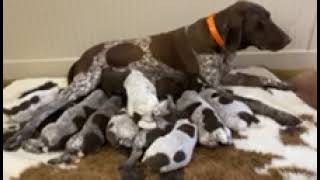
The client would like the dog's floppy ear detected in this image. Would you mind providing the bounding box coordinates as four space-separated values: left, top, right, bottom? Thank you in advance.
224 15 243 52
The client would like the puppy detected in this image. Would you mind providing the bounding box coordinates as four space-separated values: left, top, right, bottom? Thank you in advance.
48 96 123 164
106 112 139 148
142 119 197 173
124 69 159 129
3 82 61 123
176 90 232 147
200 88 260 131
22 90 107 153
119 98 178 169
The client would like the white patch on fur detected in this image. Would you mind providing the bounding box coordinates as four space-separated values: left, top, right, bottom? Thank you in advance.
300 122 317 149
280 171 317 180
234 115 317 173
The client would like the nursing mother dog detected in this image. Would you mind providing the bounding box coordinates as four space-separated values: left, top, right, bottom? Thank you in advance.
4 1 291 150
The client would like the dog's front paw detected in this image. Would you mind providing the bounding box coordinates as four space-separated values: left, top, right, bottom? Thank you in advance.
48 153 76 165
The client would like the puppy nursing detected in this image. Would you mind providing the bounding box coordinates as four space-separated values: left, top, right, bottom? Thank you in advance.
106 112 139 148
22 90 108 153
48 96 123 164
176 90 232 147
124 69 159 129
3 82 61 123
200 89 260 131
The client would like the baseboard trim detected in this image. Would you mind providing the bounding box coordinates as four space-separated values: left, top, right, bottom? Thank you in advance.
4 50 317 80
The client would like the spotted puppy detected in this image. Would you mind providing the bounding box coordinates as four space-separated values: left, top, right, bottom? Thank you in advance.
124 69 160 129
48 96 123 164
3 81 60 124
5 1 292 150
106 111 139 148
22 90 108 153
176 90 232 147
119 98 178 169
142 119 197 173
200 89 260 131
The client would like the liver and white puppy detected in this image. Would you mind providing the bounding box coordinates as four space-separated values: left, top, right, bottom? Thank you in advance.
119 98 178 169
200 88 260 131
3 81 60 124
176 90 232 147
106 112 139 148
48 96 123 164
5 1 292 151
124 69 160 129
142 119 197 173
22 90 108 153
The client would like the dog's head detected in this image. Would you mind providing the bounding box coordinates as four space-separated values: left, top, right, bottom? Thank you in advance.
216 1 291 52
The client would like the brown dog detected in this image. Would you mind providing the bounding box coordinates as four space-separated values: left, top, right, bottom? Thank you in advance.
4 1 292 150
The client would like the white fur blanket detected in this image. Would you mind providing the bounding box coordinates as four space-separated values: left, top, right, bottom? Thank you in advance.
3 67 317 180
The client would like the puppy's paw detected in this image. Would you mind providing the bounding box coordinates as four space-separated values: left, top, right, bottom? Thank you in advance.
216 128 233 145
3 133 24 151
48 153 76 165
22 138 46 154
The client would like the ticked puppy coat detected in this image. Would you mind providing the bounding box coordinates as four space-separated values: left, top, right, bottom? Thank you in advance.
48 96 123 164
176 90 232 147
200 89 260 131
22 90 108 153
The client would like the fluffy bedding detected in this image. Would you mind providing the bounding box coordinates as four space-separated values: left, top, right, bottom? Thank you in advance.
3 67 317 180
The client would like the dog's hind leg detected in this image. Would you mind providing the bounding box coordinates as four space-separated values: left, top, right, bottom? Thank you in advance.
3 58 106 151
230 94 301 126
221 72 294 90
48 150 79 165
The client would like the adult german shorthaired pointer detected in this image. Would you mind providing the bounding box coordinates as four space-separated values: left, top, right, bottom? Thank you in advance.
4 1 293 150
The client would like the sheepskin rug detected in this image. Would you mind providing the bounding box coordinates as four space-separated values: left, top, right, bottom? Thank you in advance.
3 67 317 180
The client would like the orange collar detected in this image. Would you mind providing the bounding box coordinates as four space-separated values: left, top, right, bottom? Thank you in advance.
206 13 225 49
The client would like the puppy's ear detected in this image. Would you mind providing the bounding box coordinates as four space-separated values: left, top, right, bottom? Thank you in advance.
224 15 243 52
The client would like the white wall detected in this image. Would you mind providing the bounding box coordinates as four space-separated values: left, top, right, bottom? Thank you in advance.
3 0 317 79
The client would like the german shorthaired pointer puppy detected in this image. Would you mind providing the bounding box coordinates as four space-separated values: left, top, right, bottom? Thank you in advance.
22 90 108 153
106 112 140 148
124 69 160 129
4 1 293 150
142 119 197 173
176 90 232 147
200 88 260 131
3 82 61 124
47 96 123 164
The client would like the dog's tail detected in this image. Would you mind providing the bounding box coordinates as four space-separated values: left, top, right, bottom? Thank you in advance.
67 62 76 85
